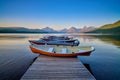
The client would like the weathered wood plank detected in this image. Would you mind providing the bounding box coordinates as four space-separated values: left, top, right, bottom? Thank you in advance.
21 55 96 80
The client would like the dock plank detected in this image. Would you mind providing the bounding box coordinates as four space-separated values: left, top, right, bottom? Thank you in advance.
21 55 96 80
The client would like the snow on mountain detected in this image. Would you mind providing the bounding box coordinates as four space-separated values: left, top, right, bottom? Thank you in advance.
41 27 57 32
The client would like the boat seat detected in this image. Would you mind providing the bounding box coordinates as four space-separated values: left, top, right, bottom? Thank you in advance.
48 47 54 52
62 48 67 54
79 50 86 52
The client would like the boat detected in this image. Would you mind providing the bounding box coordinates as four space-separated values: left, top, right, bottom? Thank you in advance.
29 39 79 46
29 44 95 57
42 35 72 41
29 35 80 46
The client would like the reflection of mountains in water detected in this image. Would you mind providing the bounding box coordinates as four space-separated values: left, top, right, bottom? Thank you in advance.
95 35 120 46
74 34 120 47
0 35 28 40
71 34 120 47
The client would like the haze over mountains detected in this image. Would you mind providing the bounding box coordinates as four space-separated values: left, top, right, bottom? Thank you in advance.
0 20 120 34
0 27 47 33
0 26 95 33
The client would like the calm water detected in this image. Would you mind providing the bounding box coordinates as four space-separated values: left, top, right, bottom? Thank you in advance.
0 33 120 80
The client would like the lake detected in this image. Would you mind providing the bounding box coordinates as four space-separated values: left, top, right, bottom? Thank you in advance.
0 33 120 80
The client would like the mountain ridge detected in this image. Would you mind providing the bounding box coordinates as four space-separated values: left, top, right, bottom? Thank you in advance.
0 26 95 33
0 27 47 33
88 20 120 34
99 20 120 29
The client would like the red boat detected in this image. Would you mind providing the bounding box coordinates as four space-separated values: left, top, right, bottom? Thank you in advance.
29 44 95 57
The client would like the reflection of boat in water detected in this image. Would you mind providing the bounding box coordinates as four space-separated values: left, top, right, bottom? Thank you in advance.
29 44 95 57
29 35 80 46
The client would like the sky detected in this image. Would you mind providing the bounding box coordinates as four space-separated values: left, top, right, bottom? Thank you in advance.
0 0 120 30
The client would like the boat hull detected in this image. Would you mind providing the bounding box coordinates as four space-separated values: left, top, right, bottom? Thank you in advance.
29 40 79 46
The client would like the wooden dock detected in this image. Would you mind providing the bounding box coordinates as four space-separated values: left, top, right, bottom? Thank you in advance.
21 55 96 80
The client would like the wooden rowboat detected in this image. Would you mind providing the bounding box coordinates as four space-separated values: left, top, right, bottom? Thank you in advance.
29 44 95 57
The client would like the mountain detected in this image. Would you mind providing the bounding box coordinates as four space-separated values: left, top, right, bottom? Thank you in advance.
0 26 96 33
58 27 81 33
58 26 95 33
0 27 47 33
99 20 120 29
80 26 96 32
59 28 68 33
41 27 57 33
88 20 120 34
67 27 80 33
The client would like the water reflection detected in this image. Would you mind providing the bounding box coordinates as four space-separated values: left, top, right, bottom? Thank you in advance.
76 34 120 80
0 34 38 80
0 34 120 80
95 35 120 47
73 34 120 47
3 33 118 47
